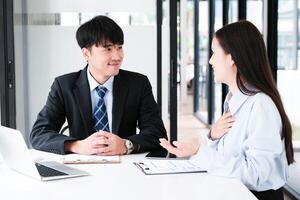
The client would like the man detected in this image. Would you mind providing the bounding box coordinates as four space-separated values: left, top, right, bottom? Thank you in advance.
30 15 167 155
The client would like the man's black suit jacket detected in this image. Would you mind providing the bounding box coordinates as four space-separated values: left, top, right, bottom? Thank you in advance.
30 67 167 154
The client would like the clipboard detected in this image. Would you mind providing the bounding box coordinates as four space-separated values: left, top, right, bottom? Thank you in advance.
133 160 206 175
63 154 121 164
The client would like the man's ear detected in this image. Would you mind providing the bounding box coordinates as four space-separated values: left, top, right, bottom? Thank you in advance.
82 48 91 61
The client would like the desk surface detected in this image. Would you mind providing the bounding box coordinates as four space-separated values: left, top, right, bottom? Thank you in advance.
0 150 257 200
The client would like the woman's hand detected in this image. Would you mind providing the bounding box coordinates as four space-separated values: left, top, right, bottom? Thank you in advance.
159 138 199 157
210 112 234 140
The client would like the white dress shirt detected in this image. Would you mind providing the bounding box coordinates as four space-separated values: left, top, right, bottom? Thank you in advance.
191 90 288 191
87 66 113 131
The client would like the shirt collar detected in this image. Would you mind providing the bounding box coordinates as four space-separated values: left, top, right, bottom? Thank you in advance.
87 65 114 92
226 90 250 116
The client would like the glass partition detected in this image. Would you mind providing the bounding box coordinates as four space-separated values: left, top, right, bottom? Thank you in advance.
196 0 209 123
246 0 263 32
212 0 223 123
228 0 238 23
277 0 300 145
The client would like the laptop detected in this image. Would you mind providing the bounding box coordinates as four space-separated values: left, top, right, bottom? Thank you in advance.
0 125 89 181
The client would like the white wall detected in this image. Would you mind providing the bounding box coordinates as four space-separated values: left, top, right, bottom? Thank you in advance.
123 26 157 97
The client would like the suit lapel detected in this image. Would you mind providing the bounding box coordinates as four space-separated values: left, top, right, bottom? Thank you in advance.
73 67 94 135
112 71 129 134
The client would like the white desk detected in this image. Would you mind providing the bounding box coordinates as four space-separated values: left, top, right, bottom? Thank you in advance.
0 150 257 200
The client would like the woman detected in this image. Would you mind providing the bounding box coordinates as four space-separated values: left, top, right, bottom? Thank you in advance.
160 21 294 200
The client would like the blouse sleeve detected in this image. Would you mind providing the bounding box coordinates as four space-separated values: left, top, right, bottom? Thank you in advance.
190 94 287 191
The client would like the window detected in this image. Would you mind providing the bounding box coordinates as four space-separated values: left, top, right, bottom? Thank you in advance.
196 0 209 123
228 0 238 23
212 0 223 123
277 0 300 145
246 0 263 32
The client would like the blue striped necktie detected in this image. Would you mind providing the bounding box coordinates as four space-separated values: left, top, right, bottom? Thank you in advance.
93 86 110 132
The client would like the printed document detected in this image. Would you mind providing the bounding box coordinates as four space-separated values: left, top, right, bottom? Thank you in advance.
134 160 206 175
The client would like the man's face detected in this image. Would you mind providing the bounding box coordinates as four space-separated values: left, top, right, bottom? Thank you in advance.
83 42 124 78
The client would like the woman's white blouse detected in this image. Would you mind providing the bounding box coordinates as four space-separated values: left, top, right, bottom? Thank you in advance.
191 91 288 191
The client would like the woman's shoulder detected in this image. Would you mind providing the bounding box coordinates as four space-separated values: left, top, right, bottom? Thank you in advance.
250 92 278 113
251 92 272 102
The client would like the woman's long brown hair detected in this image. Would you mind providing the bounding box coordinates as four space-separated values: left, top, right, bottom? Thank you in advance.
215 20 294 164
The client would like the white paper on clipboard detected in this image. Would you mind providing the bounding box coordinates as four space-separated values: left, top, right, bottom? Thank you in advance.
134 160 206 175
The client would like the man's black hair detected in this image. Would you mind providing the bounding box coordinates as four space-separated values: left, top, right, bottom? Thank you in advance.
76 15 124 49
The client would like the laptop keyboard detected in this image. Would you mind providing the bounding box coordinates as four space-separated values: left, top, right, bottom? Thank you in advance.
35 163 68 177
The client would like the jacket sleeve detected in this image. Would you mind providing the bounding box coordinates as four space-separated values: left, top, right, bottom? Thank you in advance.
127 77 167 152
30 78 77 154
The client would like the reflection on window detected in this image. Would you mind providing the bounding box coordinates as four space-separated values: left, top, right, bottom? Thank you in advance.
214 0 223 30
277 0 300 143
14 12 156 26
228 0 238 23
197 0 209 122
278 0 298 70
61 13 79 25
213 0 223 123
246 0 263 32
186 1 195 95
